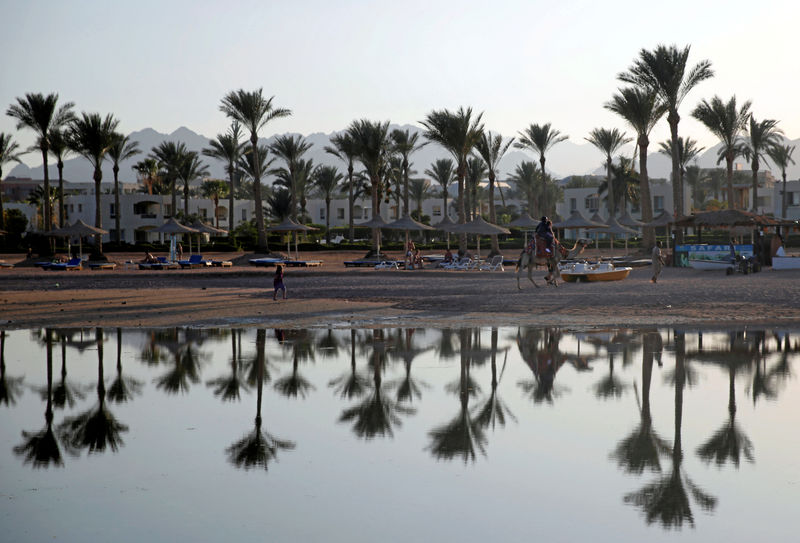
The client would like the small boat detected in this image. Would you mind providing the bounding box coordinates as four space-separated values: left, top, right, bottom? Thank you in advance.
772 256 800 270
688 258 734 271
559 261 632 282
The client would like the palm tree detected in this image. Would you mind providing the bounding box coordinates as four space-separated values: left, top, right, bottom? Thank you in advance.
465 156 487 221
390 128 427 218
408 178 433 222
767 143 796 218
107 329 143 404
0 133 25 231
475 132 514 254
106 133 140 243
740 116 783 212
425 158 456 221
691 96 751 208
207 330 249 402
132 157 161 195
200 179 229 228
346 119 392 254
66 113 119 254
619 44 713 223
219 89 291 252
585 128 631 218
515 122 568 182
325 132 360 241
51 332 85 410
605 87 667 247
202 122 245 233
312 164 343 243
268 134 312 221
25 185 57 231
47 129 71 228
237 144 275 247
267 187 292 221
149 141 187 216
658 137 704 212
508 161 539 217
6 93 75 230
472 329 516 432
176 151 209 218
421 107 484 253
329 330 370 400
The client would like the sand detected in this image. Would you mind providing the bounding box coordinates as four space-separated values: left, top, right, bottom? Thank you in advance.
2 249 800 329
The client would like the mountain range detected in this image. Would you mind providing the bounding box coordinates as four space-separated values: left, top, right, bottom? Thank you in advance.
8 124 800 185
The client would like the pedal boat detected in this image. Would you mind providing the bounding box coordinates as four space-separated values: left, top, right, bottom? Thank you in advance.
559 261 632 282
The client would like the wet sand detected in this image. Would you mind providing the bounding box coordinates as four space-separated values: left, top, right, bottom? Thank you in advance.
2 250 800 329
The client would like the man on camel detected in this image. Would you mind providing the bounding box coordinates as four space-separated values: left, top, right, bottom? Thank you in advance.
533 216 555 255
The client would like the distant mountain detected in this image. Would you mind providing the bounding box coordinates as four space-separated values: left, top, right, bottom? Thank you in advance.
8 125 799 184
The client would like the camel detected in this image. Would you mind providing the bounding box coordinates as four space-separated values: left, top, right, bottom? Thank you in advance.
515 238 589 289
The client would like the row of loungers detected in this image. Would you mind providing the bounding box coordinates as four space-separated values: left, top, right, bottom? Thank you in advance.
250 257 323 268
37 258 118 271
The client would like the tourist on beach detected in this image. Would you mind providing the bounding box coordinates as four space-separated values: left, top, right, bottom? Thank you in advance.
177 242 184 260
273 264 287 300
651 241 665 283
443 248 454 263
142 251 157 264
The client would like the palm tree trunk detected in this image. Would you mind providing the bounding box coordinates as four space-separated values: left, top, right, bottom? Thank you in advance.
57 161 65 228
183 181 190 218
489 171 499 254
668 113 683 243
403 161 410 217
113 165 121 244
782 171 788 219
250 136 268 252
639 137 655 248
606 156 615 218
751 158 759 212
228 162 236 238
94 167 103 254
0 167 5 231
371 175 380 253
347 164 354 242
725 154 735 209
325 196 331 244
41 147 51 232
170 179 177 218
289 164 297 221
457 160 467 252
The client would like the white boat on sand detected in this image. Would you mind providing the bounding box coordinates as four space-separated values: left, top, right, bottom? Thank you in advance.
559 261 632 282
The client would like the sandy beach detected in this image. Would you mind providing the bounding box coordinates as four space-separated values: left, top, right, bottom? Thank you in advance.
2 249 800 329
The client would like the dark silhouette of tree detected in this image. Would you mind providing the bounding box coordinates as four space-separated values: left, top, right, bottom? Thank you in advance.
329 330 370 400
594 352 629 399
227 329 294 470
273 329 316 399
51 332 86 410
207 329 249 402
107 328 143 404
0 330 25 407
473 328 516 431
154 328 205 394
388 329 430 404
517 328 568 404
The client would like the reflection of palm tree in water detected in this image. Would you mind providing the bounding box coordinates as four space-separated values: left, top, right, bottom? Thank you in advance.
329 329 369 400
274 329 316 399
154 328 204 394
58 328 129 454
427 329 487 462
339 329 414 439
612 330 670 474
388 329 430 404
473 328 516 431
227 329 295 471
14 329 70 468
517 328 567 404
594 351 629 400
208 329 250 402
51 332 86 410
107 328 143 404
0 330 25 407
624 332 717 528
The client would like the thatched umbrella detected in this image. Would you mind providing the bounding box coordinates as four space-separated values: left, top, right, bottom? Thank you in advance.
433 215 457 250
595 216 638 253
354 214 390 257
643 211 677 249
47 220 109 260
188 220 227 255
154 219 198 261
553 211 606 246
267 217 317 260
507 213 539 248
447 216 511 257
618 209 644 229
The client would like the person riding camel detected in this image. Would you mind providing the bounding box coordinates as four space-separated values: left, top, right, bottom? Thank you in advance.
535 216 555 254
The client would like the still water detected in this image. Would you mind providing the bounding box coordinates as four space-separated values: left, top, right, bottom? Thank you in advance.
1 327 798 542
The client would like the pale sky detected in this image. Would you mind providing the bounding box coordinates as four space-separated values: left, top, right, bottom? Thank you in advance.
2 0 798 168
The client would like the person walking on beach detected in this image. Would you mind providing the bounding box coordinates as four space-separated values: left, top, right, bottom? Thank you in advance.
273 264 287 300
651 241 665 283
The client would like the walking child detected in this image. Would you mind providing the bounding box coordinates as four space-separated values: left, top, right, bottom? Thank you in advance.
273 264 287 300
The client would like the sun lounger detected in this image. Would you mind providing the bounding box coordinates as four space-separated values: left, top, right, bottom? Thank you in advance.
283 260 322 267
211 260 233 267
344 259 382 267
89 262 117 270
249 257 285 267
179 254 211 269
374 260 400 270
45 257 83 271
138 257 179 270
479 255 505 272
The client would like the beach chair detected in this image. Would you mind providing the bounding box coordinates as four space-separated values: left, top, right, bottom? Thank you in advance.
179 254 210 269
479 255 505 272
45 257 82 271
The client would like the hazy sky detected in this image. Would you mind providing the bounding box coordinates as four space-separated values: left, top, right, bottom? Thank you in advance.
2 0 798 167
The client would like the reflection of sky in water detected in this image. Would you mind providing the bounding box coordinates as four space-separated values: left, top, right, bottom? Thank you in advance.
1 327 798 542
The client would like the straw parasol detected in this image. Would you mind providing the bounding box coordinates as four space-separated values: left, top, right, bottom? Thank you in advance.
507 213 540 248
446 216 510 257
268 217 317 260
384 215 435 231
642 211 677 249
154 218 198 261
355 215 390 256
617 209 644 228
433 215 457 249
47 220 109 259
188 220 228 255
595 216 637 252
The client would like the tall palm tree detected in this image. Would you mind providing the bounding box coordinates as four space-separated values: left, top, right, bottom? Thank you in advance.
465 156 487 221
421 107 484 253
425 158 456 221
408 178 433 222
238 144 275 245
508 161 539 217
312 164 343 243
691 96 751 208
106 133 140 243
475 132 514 254
325 133 360 241
150 141 187 216
0 133 25 231
47 129 71 228
515 122 568 184
767 143 796 218
269 134 312 221
132 158 161 195
176 151 209 218
6 93 75 231
619 44 713 222
740 116 783 212
203 122 246 234
585 128 631 218
346 119 392 253
605 87 667 247
66 113 119 254
390 128 427 217
219 89 291 252
200 179 229 228
658 137 704 212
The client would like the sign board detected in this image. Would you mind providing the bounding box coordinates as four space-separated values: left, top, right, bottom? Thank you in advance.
674 244 753 268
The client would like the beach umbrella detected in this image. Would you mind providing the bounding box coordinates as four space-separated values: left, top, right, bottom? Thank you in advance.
189 220 228 255
447 216 511 257
590 212 607 249
47 220 109 260
384 215 435 258
553 211 605 246
154 219 198 261
507 213 539 248
643 211 677 249
595 217 637 253
617 209 644 229
433 215 457 250
268 217 317 260
355 215 390 256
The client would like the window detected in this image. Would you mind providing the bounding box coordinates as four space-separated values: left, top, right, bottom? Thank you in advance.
584 196 598 212
78 204 83 213
241 209 247 221
570 198 577 212
319 208 325 219
432 205 441 217
654 196 664 213
791 192 800 206
164 204 172 217
200 208 207 218
337 208 345 220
